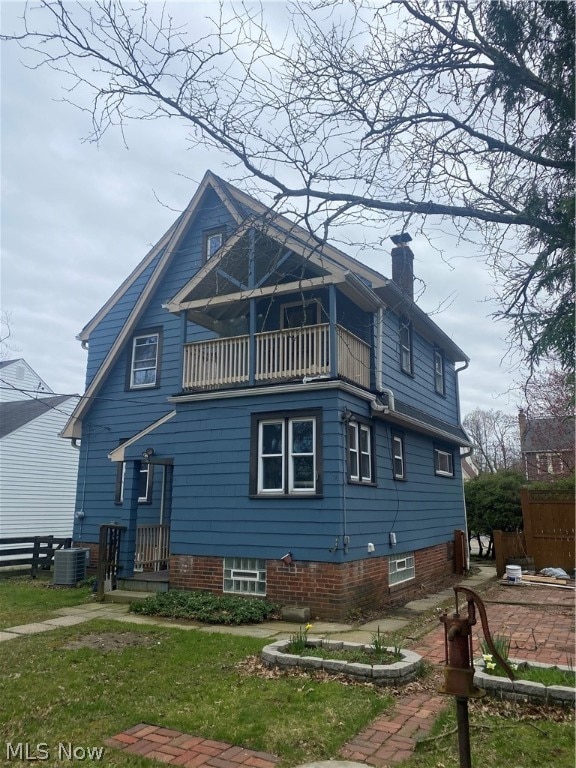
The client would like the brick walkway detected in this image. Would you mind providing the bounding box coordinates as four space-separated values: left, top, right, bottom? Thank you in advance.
104 725 279 768
106 582 574 768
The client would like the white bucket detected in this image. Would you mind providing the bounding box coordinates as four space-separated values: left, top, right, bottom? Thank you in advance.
506 564 522 584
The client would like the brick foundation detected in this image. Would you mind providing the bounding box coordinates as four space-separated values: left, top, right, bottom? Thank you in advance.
170 542 459 621
73 541 99 573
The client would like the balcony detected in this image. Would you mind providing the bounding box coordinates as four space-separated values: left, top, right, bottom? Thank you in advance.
182 324 370 390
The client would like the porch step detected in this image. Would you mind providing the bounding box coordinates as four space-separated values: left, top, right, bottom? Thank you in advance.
104 590 157 604
117 576 169 593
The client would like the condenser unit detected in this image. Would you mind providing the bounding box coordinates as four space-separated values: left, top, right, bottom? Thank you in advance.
53 549 87 586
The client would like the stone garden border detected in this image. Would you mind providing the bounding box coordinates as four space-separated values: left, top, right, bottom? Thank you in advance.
261 638 422 685
474 658 575 706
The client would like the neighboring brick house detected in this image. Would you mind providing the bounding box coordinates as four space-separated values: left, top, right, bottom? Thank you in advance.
518 409 575 482
63 171 472 619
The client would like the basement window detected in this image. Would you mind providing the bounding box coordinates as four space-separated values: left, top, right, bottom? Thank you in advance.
388 552 415 585
223 557 266 595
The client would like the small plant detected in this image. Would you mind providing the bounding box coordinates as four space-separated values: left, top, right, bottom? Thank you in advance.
480 633 516 677
288 623 313 654
371 626 386 656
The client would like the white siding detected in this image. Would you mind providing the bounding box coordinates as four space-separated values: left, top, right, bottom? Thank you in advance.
0 397 79 539
0 360 54 402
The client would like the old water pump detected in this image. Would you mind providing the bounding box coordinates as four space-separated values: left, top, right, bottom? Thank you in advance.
438 586 516 768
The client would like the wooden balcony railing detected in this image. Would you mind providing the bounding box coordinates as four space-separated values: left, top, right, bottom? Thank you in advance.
182 324 370 390
134 524 170 572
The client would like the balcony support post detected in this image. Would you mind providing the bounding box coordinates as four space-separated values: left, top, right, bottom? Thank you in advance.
329 284 338 378
179 310 188 389
248 228 256 385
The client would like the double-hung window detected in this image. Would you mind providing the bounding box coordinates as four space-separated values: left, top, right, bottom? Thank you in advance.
392 433 405 480
434 447 454 477
251 410 322 496
399 318 413 375
348 420 374 483
434 349 445 395
129 330 161 389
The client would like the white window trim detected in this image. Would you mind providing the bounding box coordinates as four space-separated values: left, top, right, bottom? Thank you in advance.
288 417 316 493
400 321 412 375
223 557 266 595
348 421 373 483
255 414 319 496
389 552 415 585
206 231 224 259
435 448 454 477
434 349 445 395
116 462 152 504
130 333 159 389
392 435 405 480
258 419 285 494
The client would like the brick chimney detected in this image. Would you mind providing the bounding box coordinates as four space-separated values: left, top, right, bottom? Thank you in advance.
391 233 414 301
518 408 528 449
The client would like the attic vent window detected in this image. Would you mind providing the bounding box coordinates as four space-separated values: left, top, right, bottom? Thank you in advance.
204 229 225 260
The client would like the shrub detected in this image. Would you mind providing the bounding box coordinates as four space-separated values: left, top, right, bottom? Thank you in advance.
130 590 278 624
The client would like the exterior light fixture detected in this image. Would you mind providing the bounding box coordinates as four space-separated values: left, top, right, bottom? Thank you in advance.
280 552 294 565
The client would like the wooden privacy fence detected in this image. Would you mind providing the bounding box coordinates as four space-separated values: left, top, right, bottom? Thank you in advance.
521 487 575 572
0 536 72 577
493 530 528 578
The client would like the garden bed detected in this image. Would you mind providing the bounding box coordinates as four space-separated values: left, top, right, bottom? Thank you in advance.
261 638 422 685
474 658 576 706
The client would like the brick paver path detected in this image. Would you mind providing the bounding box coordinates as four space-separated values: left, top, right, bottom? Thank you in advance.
107 582 574 768
104 725 279 768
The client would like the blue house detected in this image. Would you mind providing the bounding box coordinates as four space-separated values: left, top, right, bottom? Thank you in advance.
64 172 472 619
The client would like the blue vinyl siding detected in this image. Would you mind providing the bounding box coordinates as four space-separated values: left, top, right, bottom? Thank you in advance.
73 184 466 570
85 254 164 387
75 387 465 563
381 309 459 425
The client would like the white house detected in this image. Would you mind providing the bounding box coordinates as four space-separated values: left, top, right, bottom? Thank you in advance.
0 360 80 542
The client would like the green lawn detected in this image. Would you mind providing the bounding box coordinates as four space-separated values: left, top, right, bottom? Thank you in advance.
0 574 93 628
0 620 390 767
0 577 573 768
401 700 575 768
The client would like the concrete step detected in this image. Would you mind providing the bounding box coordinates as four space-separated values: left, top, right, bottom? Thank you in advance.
117 577 169 593
104 590 156 604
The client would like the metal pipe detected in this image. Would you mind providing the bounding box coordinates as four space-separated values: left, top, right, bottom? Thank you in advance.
456 697 472 768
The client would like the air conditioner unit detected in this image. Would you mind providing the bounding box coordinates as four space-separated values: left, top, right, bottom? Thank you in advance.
53 549 88 586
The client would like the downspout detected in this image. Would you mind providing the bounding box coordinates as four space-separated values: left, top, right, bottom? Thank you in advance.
375 307 384 393
371 388 396 413
455 359 471 571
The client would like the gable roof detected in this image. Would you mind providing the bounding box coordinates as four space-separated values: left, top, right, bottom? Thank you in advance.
520 416 575 453
63 171 468 439
0 358 21 369
0 359 54 398
0 395 74 439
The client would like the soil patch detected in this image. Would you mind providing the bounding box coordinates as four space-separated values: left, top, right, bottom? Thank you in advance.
62 631 161 652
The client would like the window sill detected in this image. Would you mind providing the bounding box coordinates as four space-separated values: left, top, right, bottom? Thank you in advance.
249 493 323 500
347 480 378 487
388 578 415 593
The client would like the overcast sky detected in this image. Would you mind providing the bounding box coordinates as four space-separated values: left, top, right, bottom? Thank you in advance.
1 1 526 418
